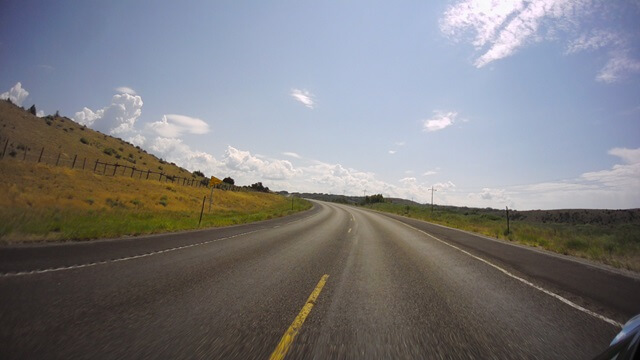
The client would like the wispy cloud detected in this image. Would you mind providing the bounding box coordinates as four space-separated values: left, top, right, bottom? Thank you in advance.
282 152 302 159
440 0 592 68
423 111 458 132
440 1 640 82
291 88 315 109
596 51 640 83
388 150 396 155
37 64 54 71
148 114 210 138
115 86 137 95
423 170 437 176
0 82 29 106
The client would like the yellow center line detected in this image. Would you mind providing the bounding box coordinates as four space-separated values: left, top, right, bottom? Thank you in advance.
269 274 329 360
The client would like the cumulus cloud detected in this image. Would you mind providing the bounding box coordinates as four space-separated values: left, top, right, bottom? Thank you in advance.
282 152 302 159
36 110 45 117
291 89 315 109
149 137 225 176
471 188 511 202
423 111 458 132
115 86 137 95
73 93 143 135
147 114 210 138
128 134 146 147
1 82 29 106
224 146 301 180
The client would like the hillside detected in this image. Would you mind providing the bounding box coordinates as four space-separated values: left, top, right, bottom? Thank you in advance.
0 100 201 181
0 100 311 242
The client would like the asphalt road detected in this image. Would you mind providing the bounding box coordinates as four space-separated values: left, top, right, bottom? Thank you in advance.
1 201 638 359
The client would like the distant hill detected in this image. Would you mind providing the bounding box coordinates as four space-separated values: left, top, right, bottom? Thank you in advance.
293 191 639 227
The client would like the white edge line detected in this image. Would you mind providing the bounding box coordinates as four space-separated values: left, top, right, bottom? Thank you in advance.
396 220 624 329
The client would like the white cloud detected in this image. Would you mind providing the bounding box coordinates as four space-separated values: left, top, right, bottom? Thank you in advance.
115 86 137 95
423 111 458 132
282 152 302 159
1 82 29 106
148 114 210 138
596 51 640 83
73 93 143 135
423 170 437 176
388 150 396 154
470 187 511 203
149 137 225 176
395 141 406 146
565 30 622 54
36 110 45 117
291 89 315 109
441 0 591 67
128 134 146 147
224 146 301 180
608 147 640 164
441 1 640 82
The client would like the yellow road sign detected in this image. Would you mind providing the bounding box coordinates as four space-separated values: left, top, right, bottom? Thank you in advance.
209 176 223 186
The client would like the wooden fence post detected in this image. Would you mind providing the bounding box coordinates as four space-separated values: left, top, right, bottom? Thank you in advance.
72 154 77 169
23 147 28 161
38 147 44 163
113 163 118 176
82 158 86 170
1 139 8 159
146 170 150 179
55 152 61 166
131 167 136 178
94 159 99 172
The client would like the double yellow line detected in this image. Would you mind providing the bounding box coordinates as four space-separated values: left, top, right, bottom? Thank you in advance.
269 274 329 360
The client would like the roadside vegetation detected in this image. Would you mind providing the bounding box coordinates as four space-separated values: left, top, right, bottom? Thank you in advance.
365 201 640 272
0 161 311 243
0 100 311 243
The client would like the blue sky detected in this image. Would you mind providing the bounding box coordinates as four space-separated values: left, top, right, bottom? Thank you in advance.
1 0 639 209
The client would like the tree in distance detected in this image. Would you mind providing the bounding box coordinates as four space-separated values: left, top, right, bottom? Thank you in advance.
223 177 235 185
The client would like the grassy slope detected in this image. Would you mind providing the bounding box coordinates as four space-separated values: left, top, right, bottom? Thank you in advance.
0 100 198 179
366 203 640 272
0 101 311 242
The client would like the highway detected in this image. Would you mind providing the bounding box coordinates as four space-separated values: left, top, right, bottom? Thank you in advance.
1 201 638 359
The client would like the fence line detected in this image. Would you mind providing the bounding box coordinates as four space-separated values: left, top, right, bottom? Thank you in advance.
0 137 206 188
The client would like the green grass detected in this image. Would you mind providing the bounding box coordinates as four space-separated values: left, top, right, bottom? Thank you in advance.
0 160 311 243
366 202 640 272
0 199 311 242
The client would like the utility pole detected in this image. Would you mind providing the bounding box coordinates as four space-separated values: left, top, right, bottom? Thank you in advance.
505 206 510 235
428 186 437 212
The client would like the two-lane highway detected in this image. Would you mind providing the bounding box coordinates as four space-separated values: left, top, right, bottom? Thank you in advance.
1 201 638 359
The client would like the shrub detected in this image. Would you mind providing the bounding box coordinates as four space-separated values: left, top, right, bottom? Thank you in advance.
223 177 235 185
80 137 89 145
193 170 204 177
103 148 116 156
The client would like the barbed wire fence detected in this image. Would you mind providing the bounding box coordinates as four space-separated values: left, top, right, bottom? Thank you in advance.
0 137 208 188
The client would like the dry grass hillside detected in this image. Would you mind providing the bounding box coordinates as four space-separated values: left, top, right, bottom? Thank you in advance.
0 100 201 181
0 100 311 243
